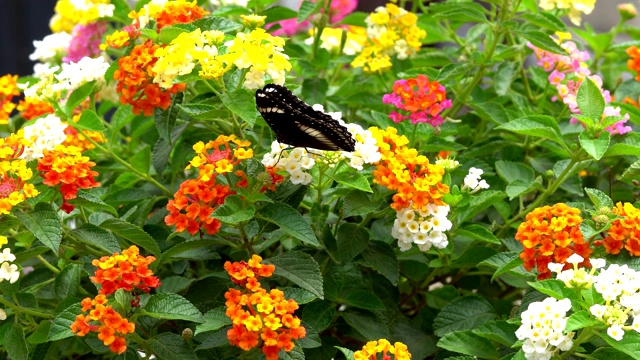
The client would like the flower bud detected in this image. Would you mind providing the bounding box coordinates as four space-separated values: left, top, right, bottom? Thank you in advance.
182 328 193 341
240 15 266 29
619 3 637 21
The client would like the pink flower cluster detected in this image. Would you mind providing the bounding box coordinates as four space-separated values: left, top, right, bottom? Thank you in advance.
63 22 108 63
529 34 632 135
270 0 358 36
382 75 452 127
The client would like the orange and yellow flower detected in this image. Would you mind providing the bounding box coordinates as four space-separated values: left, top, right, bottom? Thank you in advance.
0 133 39 214
70 295 136 355
515 203 590 280
188 135 254 181
16 97 54 120
599 202 640 256
63 114 105 152
113 41 186 116
353 339 412 360
129 0 209 30
370 127 449 212
0 74 20 124
627 46 640 81
224 255 305 360
36 145 100 213
90 245 160 296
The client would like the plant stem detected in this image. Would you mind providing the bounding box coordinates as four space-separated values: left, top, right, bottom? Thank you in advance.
0 296 53 319
37 255 60 274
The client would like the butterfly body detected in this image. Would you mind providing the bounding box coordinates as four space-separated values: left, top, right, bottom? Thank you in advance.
255 84 356 152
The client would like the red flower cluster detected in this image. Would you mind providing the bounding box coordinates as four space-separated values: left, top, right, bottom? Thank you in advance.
91 245 160 296
515 203 591 280
599 202 640 256
70 295 135 355
36 145 100 213
224 255 306 360
114 41 186 116
382 75 452 127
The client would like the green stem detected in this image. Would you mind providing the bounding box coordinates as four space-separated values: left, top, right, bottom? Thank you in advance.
37 255 60 274
0 296 53 319
558 328 596 360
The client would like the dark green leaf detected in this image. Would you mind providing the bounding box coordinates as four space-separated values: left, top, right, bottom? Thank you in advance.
143 293 204 323
73 191 118 216
437 331 499 359
54 264 83 300
457 225 500 245
16 203 62 253
148 333 197 360
212 195 256 225
99 218 161 257
433 295 497 337
5 324 28 360
257 203 320 247
336 223 369 262
48 303 81 341
267 251 324 299
195 307 231 335
302 301 335 332
361 241 399 286
71 224 120 254
519 30 568 55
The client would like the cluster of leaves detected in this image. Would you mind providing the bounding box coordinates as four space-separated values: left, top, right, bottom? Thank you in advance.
2 0 640 359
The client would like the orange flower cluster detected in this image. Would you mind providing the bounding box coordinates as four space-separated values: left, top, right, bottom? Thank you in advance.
63 114 105 152
224 255 305 360
151 0 208 30
91 245 160 296
36 145 100 213
188 135 254 181
0 74 20 124
70 295 135 355
599 202 640 256
165 177 234 236
261 167 285 192
515 203 590 280
353 339 412 360
370 127 449 211
114 41 186 116
627 46 640 81
17 97 54 120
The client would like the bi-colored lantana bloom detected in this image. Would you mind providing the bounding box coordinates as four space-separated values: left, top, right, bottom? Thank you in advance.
353 339 412 360
0 74 20 124
538 0 596 25
0 134 39 214
49 0 114 33
382 75 452 127
599 202 640 256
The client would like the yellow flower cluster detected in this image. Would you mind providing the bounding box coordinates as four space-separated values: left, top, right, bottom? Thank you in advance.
353 339 411 360
49 0 114 33
0 134 39 214
538 0 596 25
153 27 291 90
0 74 20 125
351 3 426 73
306 26 368 55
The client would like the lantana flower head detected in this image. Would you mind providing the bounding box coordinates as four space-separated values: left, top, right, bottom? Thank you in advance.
0 134 39 214
29 32 72 63
598 202 640 256
515 203 590 280
382 75 452 127
0 238 19 284
538 0 596 25
462 167 489 193
63 21 107 63
351 3 426 73
515 297 574 359
0 74 20 124
129 0 209 30
305 26 367 56
627 46 640 82
224 255 306 360
392 202 452 252
17 97 54 120
90 245 160 296
188 135 254 181
70 295 136 354
49 0 114 33
353 339 411 360
36 144 101 213
21 114 68 161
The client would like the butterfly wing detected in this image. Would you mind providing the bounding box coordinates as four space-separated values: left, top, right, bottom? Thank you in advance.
255 84 356 152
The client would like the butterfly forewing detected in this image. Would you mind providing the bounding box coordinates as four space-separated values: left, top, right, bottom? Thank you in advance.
255 84 356 152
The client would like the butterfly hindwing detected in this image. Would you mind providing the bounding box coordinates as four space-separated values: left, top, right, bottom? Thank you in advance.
255 84 356 152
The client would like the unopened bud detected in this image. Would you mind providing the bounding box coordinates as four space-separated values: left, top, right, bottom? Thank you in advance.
241 15 266 29
182 328 193 341
619 3 637 21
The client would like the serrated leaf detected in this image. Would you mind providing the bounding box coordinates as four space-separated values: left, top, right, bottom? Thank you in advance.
343 191 381 218
457 225 500 245
148 333 197 360
160 240 220 264
99 218 161 257
577 77 605 121
267 251 324 299
71 223 121 254
195 307 231 335
528 279 580 304
48 303 81 341
597 328 640 357
297 0 319 22
257 203 320 247
565 310 601 332
220 89 259 127
620 159 640 181
335 347 355 360
519 30 568 55
494 161 534 184
458 191 507 223
437 331 499 359
361 241 399 286
433 295 497 337
15 203 62 253
212 195 255 225
73 191 118 216
479 252 527 281
130 145 151 175
5 324 28 360
497 115 567 150
520 12 566 32
336 223 369 262
579 131 610 161
143 293 204 323
303 301 335 332
326 171 372 193
74 110 106 131
585 188 614 209
54 264 82 300
473 320 519 347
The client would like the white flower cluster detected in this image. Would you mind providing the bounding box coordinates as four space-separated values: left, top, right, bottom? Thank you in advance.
0 239 19 284
20 64 61 101
391 203 452 252
21 114 68 161
515 297 574 360
463 167 489 192
549 254 604 289
262 142 316 185
0 308 6 321
29 32 72 63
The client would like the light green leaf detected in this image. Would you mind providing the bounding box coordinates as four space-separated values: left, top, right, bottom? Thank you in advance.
48 303 81 341
99 218 161 257
497 115 567 150
457 225 500 245
437 331 500 359
257 203 320 247
220 89 259 127
73 191 118 216
579 131 610 161
148 333 197 360
212 195 255 225
577 77 605 121
479 252 528 281
585 188 614 209
195 307 231 336
298 0 319 22
75 110 106 131
326 171 372 193
143 293 204 323
565 310 602 332
65 81 96 115
519 30 568 55
71 224 121 254
267 251 324 299
15 203 62 253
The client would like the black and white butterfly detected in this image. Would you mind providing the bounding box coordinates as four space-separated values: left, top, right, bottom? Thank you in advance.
255 84 356 152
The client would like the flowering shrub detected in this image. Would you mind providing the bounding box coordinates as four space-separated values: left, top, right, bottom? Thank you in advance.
2 0 640 359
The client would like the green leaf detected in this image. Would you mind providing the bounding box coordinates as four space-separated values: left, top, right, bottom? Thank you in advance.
326 171 372 193
457 225 500 245
341 310 390 340
343 191 382 218
220 89 259 127
155 92 183 143
13 246 50 263
337 12 367 27
437 331 499 359
195 307 231 336
48 303 81 341
192 16 242 33
71 224 121 254
620 159 640 181
577 77 605 121
65 81 95 115
598 329 640 357
458 191 507 223
341 289 384 310
5 324 28 360
160 240 220 264
579 131 610 161
15 203 62 253
298 0 319 22
528 279 580 303
473 320 519 347
520 12 566 32
303 301 335 332
496 115 567 150
494 62 515 97
73 191 118 216
257 203 320 247
335 347 355 360
565 310 601 332
433 295 497 337
99 218 161 257
73 110 106 131
143 293 204 323
519 30 568 55
605 132 640 157
494 161 534 184
585 188 614 209
130 145 151 175
479 252 528 281
432 7 487 23
177 103 216 120
262 6 298 23
212 195 256 225
592 348 636 360
361 241 399 286
54 264 83 300
267 251 324 299
282 287 317 305
336 223 369 262
148 333 197 360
